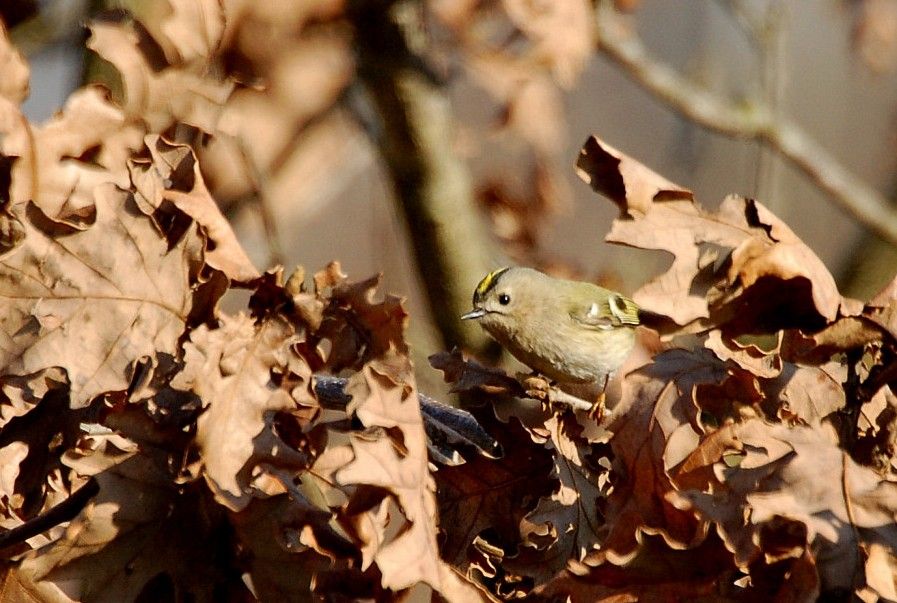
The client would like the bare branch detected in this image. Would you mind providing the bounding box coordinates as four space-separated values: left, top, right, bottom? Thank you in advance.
594 2 897 246
349 0 499 358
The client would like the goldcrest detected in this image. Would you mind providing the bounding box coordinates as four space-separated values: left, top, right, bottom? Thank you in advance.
461 267 640 389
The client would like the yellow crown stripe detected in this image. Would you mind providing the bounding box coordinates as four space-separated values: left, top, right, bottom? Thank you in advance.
474 267 510 301
607 294 640 325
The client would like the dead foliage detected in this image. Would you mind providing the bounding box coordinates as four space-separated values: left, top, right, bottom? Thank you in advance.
2 3 897 602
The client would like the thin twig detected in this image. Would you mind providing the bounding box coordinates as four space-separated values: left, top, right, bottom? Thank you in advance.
0 477 99 556
753 1 788 212
840 450 865 586
234 139 285 267
594 1 897 246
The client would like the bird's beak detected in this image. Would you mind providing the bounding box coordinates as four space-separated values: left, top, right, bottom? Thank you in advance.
461 308 486 320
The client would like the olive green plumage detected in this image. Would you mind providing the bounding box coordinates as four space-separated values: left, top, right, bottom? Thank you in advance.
462 267 639 385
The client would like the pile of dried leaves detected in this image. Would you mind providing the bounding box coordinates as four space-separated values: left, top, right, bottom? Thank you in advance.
2 2 897 602
428 138 897 601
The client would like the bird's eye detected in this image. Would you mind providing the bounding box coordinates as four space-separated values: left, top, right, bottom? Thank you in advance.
498 293 511 305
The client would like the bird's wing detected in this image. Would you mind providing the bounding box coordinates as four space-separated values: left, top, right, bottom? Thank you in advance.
569 292 640 330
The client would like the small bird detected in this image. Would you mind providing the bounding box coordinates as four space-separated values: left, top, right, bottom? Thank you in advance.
461 266 640 416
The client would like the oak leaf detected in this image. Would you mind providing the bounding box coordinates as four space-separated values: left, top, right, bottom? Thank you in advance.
577 136 844 334
435 412 553 570
175 314 312 511
599 349 746 563
673 419 897 596
15 433 230 602
128 134 259 282
0 184 197 407
336 357 443 591
511 414 611 581
2 87 143 226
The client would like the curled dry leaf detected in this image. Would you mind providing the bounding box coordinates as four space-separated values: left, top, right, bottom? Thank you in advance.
509 414 611 582
174 314 313 511
672 419 897 596
865 272 897 343
705 332 847 426
780 316 887 365
336 357 444 591
14 433 233 602
329 274 410 361
577 136 844 334
129 134 259 282
0 184 199 407
0 368 86 528
599 348 758 564
435 411 554 571
429 349 526 397
2 86 144 226
705 330 784 379
230 494 349 601
760 362 845 427
576 135 694 216
532 535 735 603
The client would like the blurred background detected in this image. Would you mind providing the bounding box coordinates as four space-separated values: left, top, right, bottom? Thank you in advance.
8 0 897 394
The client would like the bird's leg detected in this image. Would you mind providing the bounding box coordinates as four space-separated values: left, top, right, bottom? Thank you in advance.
588 375 610 421
519 372 552 403
519 372 571 415
518 373 595 414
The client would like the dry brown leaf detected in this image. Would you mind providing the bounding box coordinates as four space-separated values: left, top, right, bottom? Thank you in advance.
2 86 144 225
15 433 234 602
854 386 897 473
761 362 845 427
87 13 233 133
0 368 84 525
435 412 554 570
780 317 887 365
129 134 259 282
231 494 353 600
174 314 312 511
429 349 525 397
534 535 735 603
336 357 444 591
508 414 611 583
0 183 198 407
313 272 410 371
672 419 897 596
705 331 783 379
576 135 694 217
865 273 897 343
599 349 738 564
577 136 843 334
